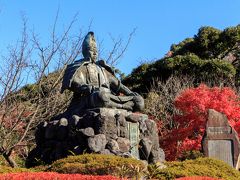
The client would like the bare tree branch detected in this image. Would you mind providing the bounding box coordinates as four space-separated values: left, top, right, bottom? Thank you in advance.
106 28 136 67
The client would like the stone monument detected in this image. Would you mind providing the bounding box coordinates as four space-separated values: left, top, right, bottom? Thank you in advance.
202 109 240 169
27 32 165 167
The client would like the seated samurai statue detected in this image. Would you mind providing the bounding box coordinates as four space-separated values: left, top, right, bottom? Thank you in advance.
61 32 144 112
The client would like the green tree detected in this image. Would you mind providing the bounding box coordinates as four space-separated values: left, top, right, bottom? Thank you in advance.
124 25 240 93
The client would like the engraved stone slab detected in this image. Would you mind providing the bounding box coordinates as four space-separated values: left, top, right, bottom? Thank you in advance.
202 109 240 169
207 127 231 134
127 122 139 159
208 140 233 167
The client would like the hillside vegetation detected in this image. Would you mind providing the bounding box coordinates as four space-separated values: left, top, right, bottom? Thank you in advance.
123 25 240 93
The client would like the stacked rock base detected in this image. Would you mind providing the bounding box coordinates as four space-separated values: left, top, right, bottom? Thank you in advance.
27 108 165 166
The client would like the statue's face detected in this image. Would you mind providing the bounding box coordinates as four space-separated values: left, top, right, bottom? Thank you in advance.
90 47 98 62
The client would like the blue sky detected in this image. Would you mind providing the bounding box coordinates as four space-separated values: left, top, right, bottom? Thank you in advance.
0 0 240 75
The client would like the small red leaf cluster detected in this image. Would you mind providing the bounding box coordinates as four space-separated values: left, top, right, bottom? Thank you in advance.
175 176 222 180
0 172 122 180
161 84 240 160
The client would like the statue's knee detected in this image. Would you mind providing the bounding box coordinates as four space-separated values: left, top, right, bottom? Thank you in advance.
97 91 110 106
98 91 108 101
133 96 145 111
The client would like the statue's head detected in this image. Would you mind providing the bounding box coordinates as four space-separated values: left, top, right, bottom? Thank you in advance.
82 31 98 62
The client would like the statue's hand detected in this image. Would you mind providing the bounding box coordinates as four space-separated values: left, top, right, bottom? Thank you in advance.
79 85 93 95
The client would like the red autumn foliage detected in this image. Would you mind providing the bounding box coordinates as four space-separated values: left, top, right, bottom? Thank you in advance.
160 84 240 160
0 106 27 135
0 172 123 180
0 104 33 157
175 176 222 180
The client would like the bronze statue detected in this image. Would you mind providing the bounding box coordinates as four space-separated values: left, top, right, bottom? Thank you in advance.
26 32 164 167
61 32 144 112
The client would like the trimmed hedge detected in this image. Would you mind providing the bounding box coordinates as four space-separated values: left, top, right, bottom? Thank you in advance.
150 158 240 180
175 177 221 180
178 150 204 161
48 154 145 178
0 165 30 174
0 172 122 180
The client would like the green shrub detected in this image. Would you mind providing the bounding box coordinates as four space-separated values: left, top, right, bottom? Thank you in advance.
48 154 145 178
30 165 50 172
0 165 30 173
151 158 240 180
178 150 204 161
0 156 7 166
0 155 26 168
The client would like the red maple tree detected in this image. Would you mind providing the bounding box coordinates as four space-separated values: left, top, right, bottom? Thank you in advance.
161 84 240 160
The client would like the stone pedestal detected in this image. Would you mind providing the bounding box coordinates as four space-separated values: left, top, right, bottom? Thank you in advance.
27 108 165 166
202 109 240 169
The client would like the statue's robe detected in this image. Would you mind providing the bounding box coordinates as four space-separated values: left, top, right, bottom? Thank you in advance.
61 59 117 95
61 59 144 113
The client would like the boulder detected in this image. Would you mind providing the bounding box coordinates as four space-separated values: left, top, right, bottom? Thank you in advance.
117 137 131 153
79 127 95 137
88 134 107 152
106 139 120 152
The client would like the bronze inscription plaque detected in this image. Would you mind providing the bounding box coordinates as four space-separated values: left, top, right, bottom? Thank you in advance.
127 122 139 159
